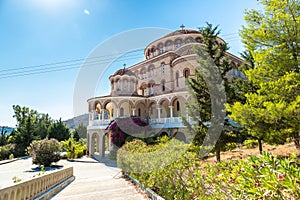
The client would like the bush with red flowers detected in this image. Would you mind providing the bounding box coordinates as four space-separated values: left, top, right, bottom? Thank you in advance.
105 116 151 147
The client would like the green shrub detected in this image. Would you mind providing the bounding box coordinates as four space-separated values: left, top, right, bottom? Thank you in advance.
0 144 16 160
118 138 300 199
61 138 86 159
224 142 237 151
243 139 259 148
28 138 61 167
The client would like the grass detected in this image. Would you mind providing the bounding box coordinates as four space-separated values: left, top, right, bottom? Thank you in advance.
205 142 300 164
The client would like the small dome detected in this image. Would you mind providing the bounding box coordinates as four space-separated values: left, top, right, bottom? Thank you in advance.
111 68 136 77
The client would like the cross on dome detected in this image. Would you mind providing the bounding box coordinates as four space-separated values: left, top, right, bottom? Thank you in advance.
180 24 185 30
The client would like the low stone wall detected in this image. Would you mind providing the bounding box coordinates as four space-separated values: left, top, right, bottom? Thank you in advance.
0 167 74 200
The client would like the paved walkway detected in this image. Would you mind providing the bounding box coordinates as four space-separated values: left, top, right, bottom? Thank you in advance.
0 157 148 200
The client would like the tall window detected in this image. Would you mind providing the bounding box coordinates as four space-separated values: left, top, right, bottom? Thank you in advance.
150 69 154 77
162 80 165 92
111 109 114 117
117 80 120 89
138 108 141 117
150 85 154 95
176 71 179 87
177 101 180 111
159 48 164 54
161 63 165 74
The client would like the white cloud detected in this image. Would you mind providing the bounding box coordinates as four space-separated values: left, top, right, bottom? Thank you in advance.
84 9 90 15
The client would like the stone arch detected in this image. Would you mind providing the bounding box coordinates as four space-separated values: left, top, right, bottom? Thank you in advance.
195 36 202 43
119 100 134 117
160 132 168 137
174 38 183 48
93 101 102 110
173 132 187 143
157 42 164 54
171 96 186 117
103 100 117 119
184 36 194 44
135 101 147 119
91 132 100 155
159 99 170 118
148 100 157 119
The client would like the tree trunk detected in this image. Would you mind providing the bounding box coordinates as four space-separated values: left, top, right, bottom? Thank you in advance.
258 138 263 154
293 132 300 149
215 145 221 162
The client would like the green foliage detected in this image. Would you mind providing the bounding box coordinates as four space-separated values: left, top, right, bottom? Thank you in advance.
119 139 300 199
227 0 300 149
28 138 61 167
12 176 22 183
61 138 86 159
182 23 237 162
0 143 16 160
117 139 188 174
243 139 259 148
48 118 70 141
76 123 87 139
8 105 61 156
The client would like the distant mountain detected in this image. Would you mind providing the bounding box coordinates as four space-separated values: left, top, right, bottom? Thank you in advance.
63 113 89 130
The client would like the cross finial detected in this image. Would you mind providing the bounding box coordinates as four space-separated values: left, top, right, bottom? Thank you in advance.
180 24 185 30
123 63 126 69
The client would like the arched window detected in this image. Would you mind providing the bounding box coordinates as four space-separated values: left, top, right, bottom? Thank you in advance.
161 80 165 92
176 71 179 87
184 69 190 78
177 101 180 111
138 108 141 117
111 109 114 118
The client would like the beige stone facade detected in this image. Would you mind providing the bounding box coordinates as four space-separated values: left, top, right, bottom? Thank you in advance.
87 29 244 157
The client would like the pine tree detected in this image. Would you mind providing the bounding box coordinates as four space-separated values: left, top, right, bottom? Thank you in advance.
183 23 236 162
227 0 300 151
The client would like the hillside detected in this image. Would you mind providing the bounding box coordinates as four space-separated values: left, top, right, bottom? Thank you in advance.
63 113 89 130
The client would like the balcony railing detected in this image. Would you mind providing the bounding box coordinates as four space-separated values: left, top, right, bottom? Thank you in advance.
88 117 194 129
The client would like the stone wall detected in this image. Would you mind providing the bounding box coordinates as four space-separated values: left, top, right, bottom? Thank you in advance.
0 167 74 200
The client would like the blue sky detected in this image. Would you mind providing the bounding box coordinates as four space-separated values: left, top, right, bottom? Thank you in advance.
0 0 261 127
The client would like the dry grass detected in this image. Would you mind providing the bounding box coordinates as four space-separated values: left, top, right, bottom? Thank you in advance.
205 142 300 164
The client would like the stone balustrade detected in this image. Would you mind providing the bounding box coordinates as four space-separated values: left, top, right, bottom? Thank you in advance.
0 167 74 200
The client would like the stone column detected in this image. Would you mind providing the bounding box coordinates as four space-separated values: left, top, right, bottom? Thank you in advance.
132 108 136 116
89 133 94 155
102 110 105 121
100 134 105 157
157 108 161 119
96 133 100 153
116 108 119 118
169 106 173 118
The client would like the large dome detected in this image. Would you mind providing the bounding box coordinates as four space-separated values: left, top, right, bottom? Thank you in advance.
162 29 200 38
